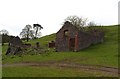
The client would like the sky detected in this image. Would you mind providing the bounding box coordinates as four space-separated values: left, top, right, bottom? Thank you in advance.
0 0 119 37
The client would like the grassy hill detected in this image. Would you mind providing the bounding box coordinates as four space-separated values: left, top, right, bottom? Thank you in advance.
2 25 118 77
25 33 56 48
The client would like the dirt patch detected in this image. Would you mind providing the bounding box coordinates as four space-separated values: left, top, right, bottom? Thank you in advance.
3 61 119 76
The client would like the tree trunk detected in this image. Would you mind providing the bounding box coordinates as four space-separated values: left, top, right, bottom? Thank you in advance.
27 33 29 42
35 29 38 39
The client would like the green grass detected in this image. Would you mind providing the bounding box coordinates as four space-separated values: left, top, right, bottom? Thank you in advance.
3 66 115 77
2 25 118 77
2 26 118 67
24 33 56 48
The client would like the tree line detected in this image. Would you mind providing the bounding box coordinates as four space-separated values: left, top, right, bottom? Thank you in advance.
20 24 43 41
0 29 15 45
0 24 43 45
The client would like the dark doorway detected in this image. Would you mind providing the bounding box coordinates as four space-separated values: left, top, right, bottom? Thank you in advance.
69 38 75 51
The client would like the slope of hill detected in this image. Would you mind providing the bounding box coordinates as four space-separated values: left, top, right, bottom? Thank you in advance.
2 25 118 77
27 33 56 47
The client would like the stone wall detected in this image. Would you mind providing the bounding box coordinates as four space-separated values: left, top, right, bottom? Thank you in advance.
56 21 78 52
77 31 92 51
55 21 105 52
6 36 22 55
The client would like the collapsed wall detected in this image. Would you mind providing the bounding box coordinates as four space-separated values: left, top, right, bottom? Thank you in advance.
6 36 22 55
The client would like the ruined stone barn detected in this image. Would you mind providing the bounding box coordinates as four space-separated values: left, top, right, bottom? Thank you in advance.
55 21 104 52
6 36 23 55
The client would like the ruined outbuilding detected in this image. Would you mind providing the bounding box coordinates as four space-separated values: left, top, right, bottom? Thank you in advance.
6 36 44 55
55 21 104 52
6 36 22 55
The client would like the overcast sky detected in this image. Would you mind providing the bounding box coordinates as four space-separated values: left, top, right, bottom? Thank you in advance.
0 0 119 36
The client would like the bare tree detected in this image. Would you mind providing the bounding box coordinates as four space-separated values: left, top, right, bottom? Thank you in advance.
0 29 9 35
33 24 43 39
20 24 33 41
20 28 27 39
65 15 87 30
88 21 97 26
29 30 35 39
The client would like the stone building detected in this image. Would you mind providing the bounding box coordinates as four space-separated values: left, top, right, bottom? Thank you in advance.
55 21 104 52
6 36 22 55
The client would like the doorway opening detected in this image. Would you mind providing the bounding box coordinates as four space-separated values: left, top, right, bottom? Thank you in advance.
69 38 75 51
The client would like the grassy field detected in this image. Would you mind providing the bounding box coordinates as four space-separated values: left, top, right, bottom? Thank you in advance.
2 25 118 77
3 66 117 77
